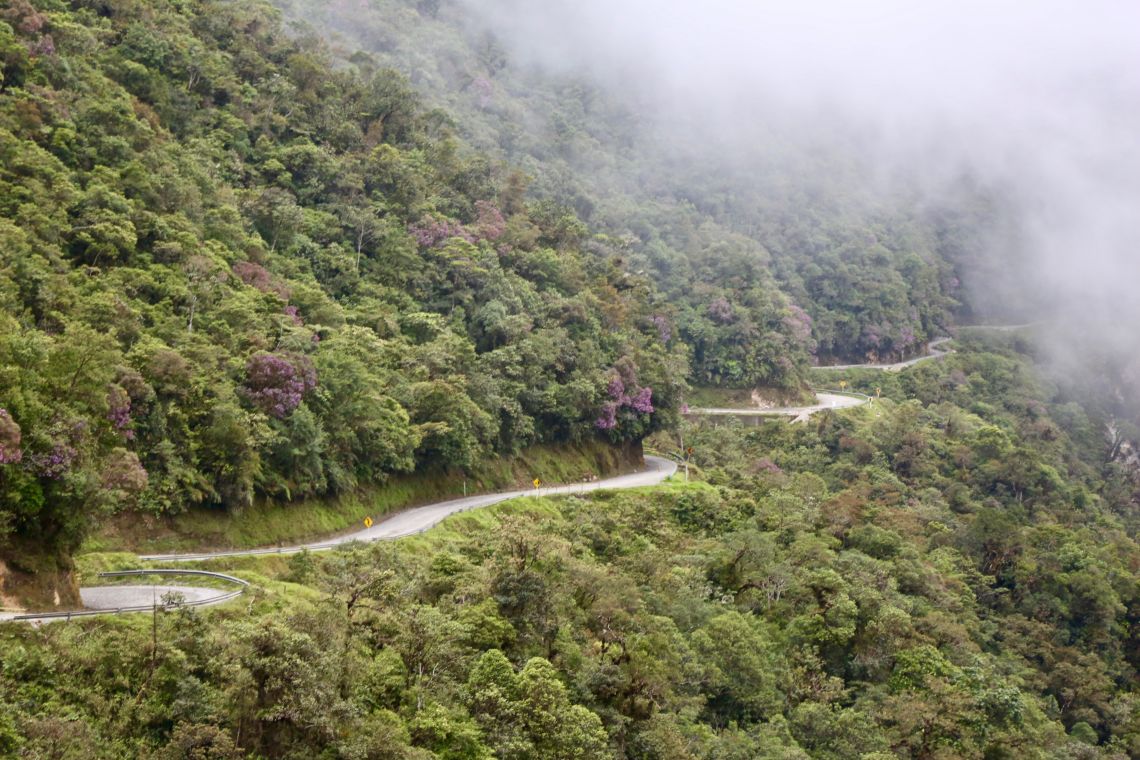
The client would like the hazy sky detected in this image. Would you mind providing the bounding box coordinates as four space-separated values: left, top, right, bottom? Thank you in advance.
461 0 1140 379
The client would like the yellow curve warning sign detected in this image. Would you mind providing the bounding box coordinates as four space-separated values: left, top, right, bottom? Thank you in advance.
363 516 373 528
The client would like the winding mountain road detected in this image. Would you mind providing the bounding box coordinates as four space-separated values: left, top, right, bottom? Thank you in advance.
6 331 1006 622
813 337 954 372
2 457 677 622
687 392 869 423
0 586 235 625
141 455 678 562
686 337 956 423
5 323 1048 622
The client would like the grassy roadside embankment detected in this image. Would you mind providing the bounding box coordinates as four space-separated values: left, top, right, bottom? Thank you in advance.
81 440 641 556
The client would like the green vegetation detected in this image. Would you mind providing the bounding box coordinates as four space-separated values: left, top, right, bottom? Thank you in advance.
280 0 962 379
3 1 1140 759
4 342 1140 757
0 0 685 593
84 439 638 555
0 0 1001 590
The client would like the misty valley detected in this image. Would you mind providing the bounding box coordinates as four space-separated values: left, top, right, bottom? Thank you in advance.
2 1 1139 758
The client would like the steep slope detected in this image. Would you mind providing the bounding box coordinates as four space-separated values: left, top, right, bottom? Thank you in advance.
0 0 684 601
277 0 962 376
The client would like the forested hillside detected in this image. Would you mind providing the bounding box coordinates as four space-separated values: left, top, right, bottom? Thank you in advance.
3 334 1140 758
4 1 1140 759
0 0 686 584
278 0 963 377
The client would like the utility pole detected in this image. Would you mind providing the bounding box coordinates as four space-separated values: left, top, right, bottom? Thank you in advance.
151 587 158 673
678 430 690 481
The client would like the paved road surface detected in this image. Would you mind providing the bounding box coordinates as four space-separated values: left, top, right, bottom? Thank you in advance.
813 337 953 372
81 585 230 609
688 392 867 420
1 583 240 624
2 456 677 621
141 455 678 562
687 336 962 423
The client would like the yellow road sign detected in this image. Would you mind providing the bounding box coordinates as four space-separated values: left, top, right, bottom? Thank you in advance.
533 478 541 489
363 516 373 528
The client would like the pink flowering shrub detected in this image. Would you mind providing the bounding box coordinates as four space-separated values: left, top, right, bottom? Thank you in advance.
283 305 304 326
630 387 654 414
475 201 506 240
595 403 618 430
233 261 290 299
472 76 494 108
27 420 86 479
897 326 917 351
753 457 783 475
862 323 883 349
31 34 54 57
708 296 735 324
782 303 814 347
101 448 148 494
410 205 506 249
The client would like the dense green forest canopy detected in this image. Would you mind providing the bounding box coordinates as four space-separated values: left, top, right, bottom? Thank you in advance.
3 1 1140 759
276 0 965 374
0 0 994 579
3 334 1140 758
0 0 686 566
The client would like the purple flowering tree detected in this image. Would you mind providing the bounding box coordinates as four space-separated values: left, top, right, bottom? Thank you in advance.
708 296 736 325
242 352 318 419
107 385 133 439
862 323 883 350
27 420 85 479
595 364 654 432
782 303 814 352
595 403 619 431
283 305 304 326
233 261 290 299
897 325 917 352
408 215 476 249
630 387 654 414
472 76 494 108
475 201 506 241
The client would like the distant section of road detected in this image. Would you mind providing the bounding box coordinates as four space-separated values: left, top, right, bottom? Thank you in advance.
813 337 954 372
688 392 868 422
687 336 965 424
957 322 1043 332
